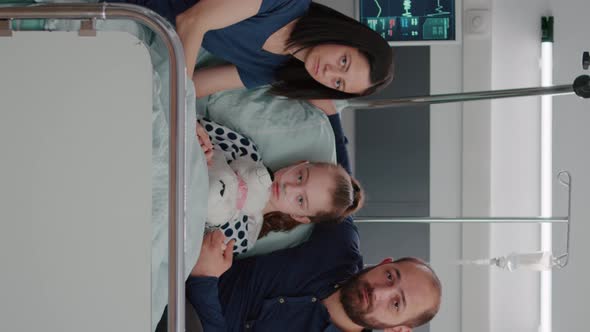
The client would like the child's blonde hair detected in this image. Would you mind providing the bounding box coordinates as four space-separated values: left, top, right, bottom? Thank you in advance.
259 162 364 238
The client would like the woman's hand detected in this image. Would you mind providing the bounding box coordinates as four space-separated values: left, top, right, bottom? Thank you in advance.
191 230 236 278
196 122 214 166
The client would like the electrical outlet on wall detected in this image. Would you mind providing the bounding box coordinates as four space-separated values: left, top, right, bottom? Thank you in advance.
464 9 490 36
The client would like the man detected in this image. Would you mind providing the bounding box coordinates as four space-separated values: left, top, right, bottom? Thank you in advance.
186 114 442 331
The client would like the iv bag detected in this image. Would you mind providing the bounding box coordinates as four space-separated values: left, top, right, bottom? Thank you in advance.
460 251 559 271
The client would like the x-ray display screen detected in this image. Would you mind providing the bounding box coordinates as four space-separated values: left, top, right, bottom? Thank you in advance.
359 0 456 42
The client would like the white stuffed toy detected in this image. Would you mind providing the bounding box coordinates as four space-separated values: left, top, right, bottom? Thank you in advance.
199 117 273 254
207 147 272 227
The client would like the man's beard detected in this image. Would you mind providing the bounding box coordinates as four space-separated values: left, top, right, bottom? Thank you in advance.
339 271 387 330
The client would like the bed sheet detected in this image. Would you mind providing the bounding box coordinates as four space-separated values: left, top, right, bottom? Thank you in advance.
38 15 208 331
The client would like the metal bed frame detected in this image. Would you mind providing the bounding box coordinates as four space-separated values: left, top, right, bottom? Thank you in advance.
2 2 588 331
1 3 187 332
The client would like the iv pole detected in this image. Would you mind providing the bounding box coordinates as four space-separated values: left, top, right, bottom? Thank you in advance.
349 57 589 268
344 74 590 110
350 68 588 231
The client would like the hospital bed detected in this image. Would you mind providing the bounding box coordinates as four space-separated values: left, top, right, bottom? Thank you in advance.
0 3 337 332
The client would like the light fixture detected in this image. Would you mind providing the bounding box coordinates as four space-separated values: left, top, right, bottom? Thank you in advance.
540 15 554 332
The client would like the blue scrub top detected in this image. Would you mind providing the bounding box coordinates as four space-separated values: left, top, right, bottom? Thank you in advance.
155 0 312 88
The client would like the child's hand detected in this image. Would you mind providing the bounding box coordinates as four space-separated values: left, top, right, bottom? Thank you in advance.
190 230 235 278
196 122 213 166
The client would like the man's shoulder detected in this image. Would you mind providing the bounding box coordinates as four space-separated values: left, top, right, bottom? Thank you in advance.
314 216 360 251
340 216 359 238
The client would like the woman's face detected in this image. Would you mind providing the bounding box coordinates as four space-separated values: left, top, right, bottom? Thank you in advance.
303 44 372 94
267 162 336 221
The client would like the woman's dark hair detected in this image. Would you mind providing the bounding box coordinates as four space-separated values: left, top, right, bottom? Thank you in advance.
259 163 365 238
269 2 394 100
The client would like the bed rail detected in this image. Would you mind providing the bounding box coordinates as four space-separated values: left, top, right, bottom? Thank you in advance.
0 4 187 332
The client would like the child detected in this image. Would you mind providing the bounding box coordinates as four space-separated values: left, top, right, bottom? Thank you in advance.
196 118 364 255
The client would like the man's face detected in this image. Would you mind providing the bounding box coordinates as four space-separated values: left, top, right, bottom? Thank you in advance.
340 261 437 330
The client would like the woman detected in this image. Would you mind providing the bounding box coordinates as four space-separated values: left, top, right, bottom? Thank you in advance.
116 0 394 112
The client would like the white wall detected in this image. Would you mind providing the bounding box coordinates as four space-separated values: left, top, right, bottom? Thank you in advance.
429 44 463 332
457 1 590 332
314 0 356 16
548 1 590 331
488 1 546 331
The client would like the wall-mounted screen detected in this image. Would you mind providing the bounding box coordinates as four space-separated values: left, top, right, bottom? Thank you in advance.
357 0 460 45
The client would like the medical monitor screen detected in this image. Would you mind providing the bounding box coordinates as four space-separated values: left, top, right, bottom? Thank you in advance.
358 0 457 44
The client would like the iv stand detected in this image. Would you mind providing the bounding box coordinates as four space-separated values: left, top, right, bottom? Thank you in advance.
346 47 588 268
356 172 573 268
347 71 588 267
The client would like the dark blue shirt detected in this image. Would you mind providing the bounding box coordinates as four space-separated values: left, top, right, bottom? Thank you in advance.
186 114 363 331
202 0 310 88
172 0 311 88
111 0 310 87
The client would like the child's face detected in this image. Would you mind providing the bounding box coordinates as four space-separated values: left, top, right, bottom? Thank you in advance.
267 162 336 221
